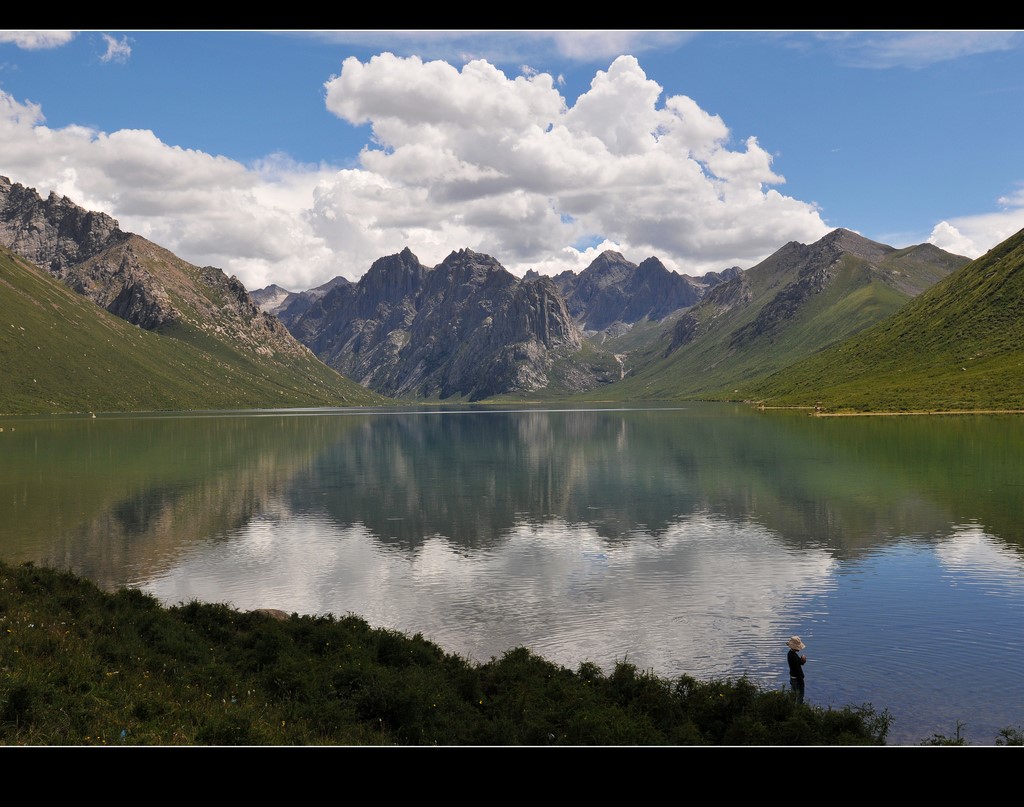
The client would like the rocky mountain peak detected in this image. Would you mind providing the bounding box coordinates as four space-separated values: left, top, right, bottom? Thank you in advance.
250 284 295 313
0 176 128 278
818 227 893 264
696 266 742 291
281 247 599 400
427 248 515 298
359 248 427 304
0 179 319 365
552 250 703 332
635 256 670 279
581 250 635 281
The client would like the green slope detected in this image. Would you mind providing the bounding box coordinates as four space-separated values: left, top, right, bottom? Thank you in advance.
0 246 388 414
571 230 964 402
743 228 1024 412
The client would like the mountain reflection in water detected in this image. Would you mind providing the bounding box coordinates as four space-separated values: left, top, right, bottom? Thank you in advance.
2 403 1022 745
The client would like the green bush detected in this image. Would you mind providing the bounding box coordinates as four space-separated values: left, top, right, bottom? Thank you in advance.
0 559 954 746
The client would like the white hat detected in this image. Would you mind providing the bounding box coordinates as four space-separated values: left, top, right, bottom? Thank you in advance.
787 636 806 651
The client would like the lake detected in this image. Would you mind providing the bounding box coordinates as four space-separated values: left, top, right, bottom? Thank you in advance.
1 401 1022 745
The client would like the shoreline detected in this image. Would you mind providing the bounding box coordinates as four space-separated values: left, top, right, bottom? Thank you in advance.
750 403 1024 417
812 408 1024 417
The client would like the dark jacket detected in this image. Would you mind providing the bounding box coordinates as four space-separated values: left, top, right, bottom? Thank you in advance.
787 648 805 681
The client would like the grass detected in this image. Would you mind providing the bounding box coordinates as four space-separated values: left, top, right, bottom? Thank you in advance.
569 245 954 404
4 561 1021 746
0 559 902 746
743 228 1024 413
0 245 388 415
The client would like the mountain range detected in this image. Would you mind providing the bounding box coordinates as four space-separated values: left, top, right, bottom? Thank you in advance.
277 247 624 401
263 227 968 403
0 176 387 413
574 227 970 401
6 172 1021 416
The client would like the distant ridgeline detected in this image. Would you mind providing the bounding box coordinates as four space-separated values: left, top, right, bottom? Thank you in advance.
7 172 1011 414
259 227 973 407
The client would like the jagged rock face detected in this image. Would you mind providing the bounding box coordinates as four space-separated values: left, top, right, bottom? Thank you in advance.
65 236 310 358
0 177 312 361
63 240 176 330
271 276 351 323
397 250 581 399
284 246 753 400
288 248 588 400
357 247 427 312
439 272 583 400
703 266 743 286
0 176 129 279
288 248 427 389
250 284 295 314
667 273 753 354
193 262 310 359
554 250 636 324
554 249 707 332
623 257 703 323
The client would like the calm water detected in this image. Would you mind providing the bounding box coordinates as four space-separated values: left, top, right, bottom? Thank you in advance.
2 402 1022 745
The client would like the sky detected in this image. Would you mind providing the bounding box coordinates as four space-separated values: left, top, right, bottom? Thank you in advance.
1 29 1022 293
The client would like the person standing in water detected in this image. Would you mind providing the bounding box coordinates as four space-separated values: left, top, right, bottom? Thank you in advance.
787 636 807 704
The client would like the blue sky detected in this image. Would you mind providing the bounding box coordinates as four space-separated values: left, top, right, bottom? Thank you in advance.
1 30 1022 292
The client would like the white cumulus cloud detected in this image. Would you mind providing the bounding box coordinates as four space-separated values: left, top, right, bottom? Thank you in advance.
2 51 833 290
0 30 75 50
928 187 1024 258
0 90 341 290
320 52 831 276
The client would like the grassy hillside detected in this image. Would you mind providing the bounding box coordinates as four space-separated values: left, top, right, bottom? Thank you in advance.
743 228 1024 412
0 246 388 414
571 231 965 402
